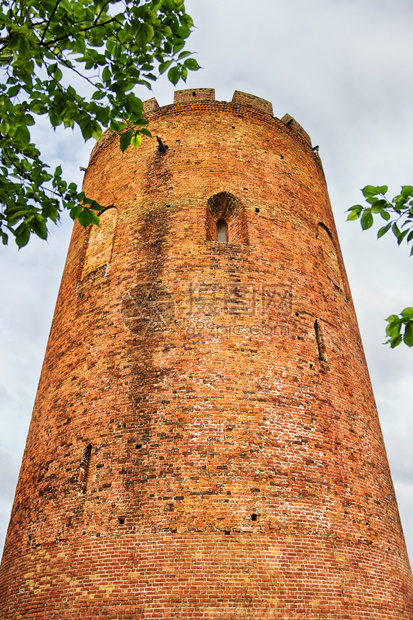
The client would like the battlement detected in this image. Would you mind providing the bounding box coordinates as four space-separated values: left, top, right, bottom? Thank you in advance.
89 88 316 166
231 90 273 115
174 87 215 103
146 88 274 117
141 88 313 147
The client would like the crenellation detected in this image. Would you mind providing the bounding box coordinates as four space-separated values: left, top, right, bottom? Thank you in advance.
231 90 274 116
173 87 215 103
143 97 160 114
281 113 312 146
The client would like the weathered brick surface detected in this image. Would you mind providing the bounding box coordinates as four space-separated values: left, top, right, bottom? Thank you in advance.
1 92 412 618
174 87 215 103
231 90 273 116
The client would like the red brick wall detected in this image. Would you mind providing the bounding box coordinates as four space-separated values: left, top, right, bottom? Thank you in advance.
1 89 412 618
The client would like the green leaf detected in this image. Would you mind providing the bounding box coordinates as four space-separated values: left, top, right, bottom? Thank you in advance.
361 209 373 230
30 99 47 114
401 185 413 198
102 66 111 83
403 321 413 347
377 223 391 238
396 228 409 245
159 59 173 74
376 185 388 194
362 185 381 198
7 85 21 97
380 210 391 221
183 57 200 70
15 226 31 249
15 125 31 143
392 222 402 241
70 205 82 220
168 65 181 85
178 50 192 60
78 208 100 227
131 133 142 148
346 205 362 221
53 66 63 81
387 334 403 348
92 90 106 101
386 319 402 339
386 314 400 323
370 199 387 213
128 95 143 116
31 217 48 240
400 307 413 319
120 129 133 152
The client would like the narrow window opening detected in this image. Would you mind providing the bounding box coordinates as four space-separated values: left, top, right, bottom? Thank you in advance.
217 219 228 243
206 192 249 244
316 222 344 290
251 513 258 521
315 319 327 362
79 443 92 495
81 207 117 280
118 517 125 525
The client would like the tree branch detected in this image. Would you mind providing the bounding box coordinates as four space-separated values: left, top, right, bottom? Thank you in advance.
40 0 64 45
50 48 100 91
93 0 112 27
44 16 122 49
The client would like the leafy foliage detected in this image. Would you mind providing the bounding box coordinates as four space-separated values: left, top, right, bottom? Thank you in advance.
347 185 413 252
385 308 413 349
348 185 413 348
0 0 199 247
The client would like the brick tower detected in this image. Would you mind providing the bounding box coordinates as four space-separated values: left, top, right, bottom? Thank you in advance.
1 89 412 619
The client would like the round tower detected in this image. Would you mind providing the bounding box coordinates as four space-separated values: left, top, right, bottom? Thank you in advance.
1 88 412 619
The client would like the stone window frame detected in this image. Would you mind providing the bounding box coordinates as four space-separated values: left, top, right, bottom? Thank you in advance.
206 192 249 245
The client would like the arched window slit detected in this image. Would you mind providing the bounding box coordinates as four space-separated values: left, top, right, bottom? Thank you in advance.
205 192 249 244
217 219 228 242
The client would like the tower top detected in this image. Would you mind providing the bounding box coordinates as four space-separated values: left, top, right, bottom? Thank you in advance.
90 87 314 164
143 87 312 146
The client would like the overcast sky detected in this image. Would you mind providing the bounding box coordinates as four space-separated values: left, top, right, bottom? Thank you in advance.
1 0 412 562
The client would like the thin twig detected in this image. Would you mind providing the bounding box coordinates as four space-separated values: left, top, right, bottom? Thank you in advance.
40 0 63 45
44 16 121 48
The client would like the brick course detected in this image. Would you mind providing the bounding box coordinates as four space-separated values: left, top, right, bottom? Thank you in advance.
1 89 412 618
